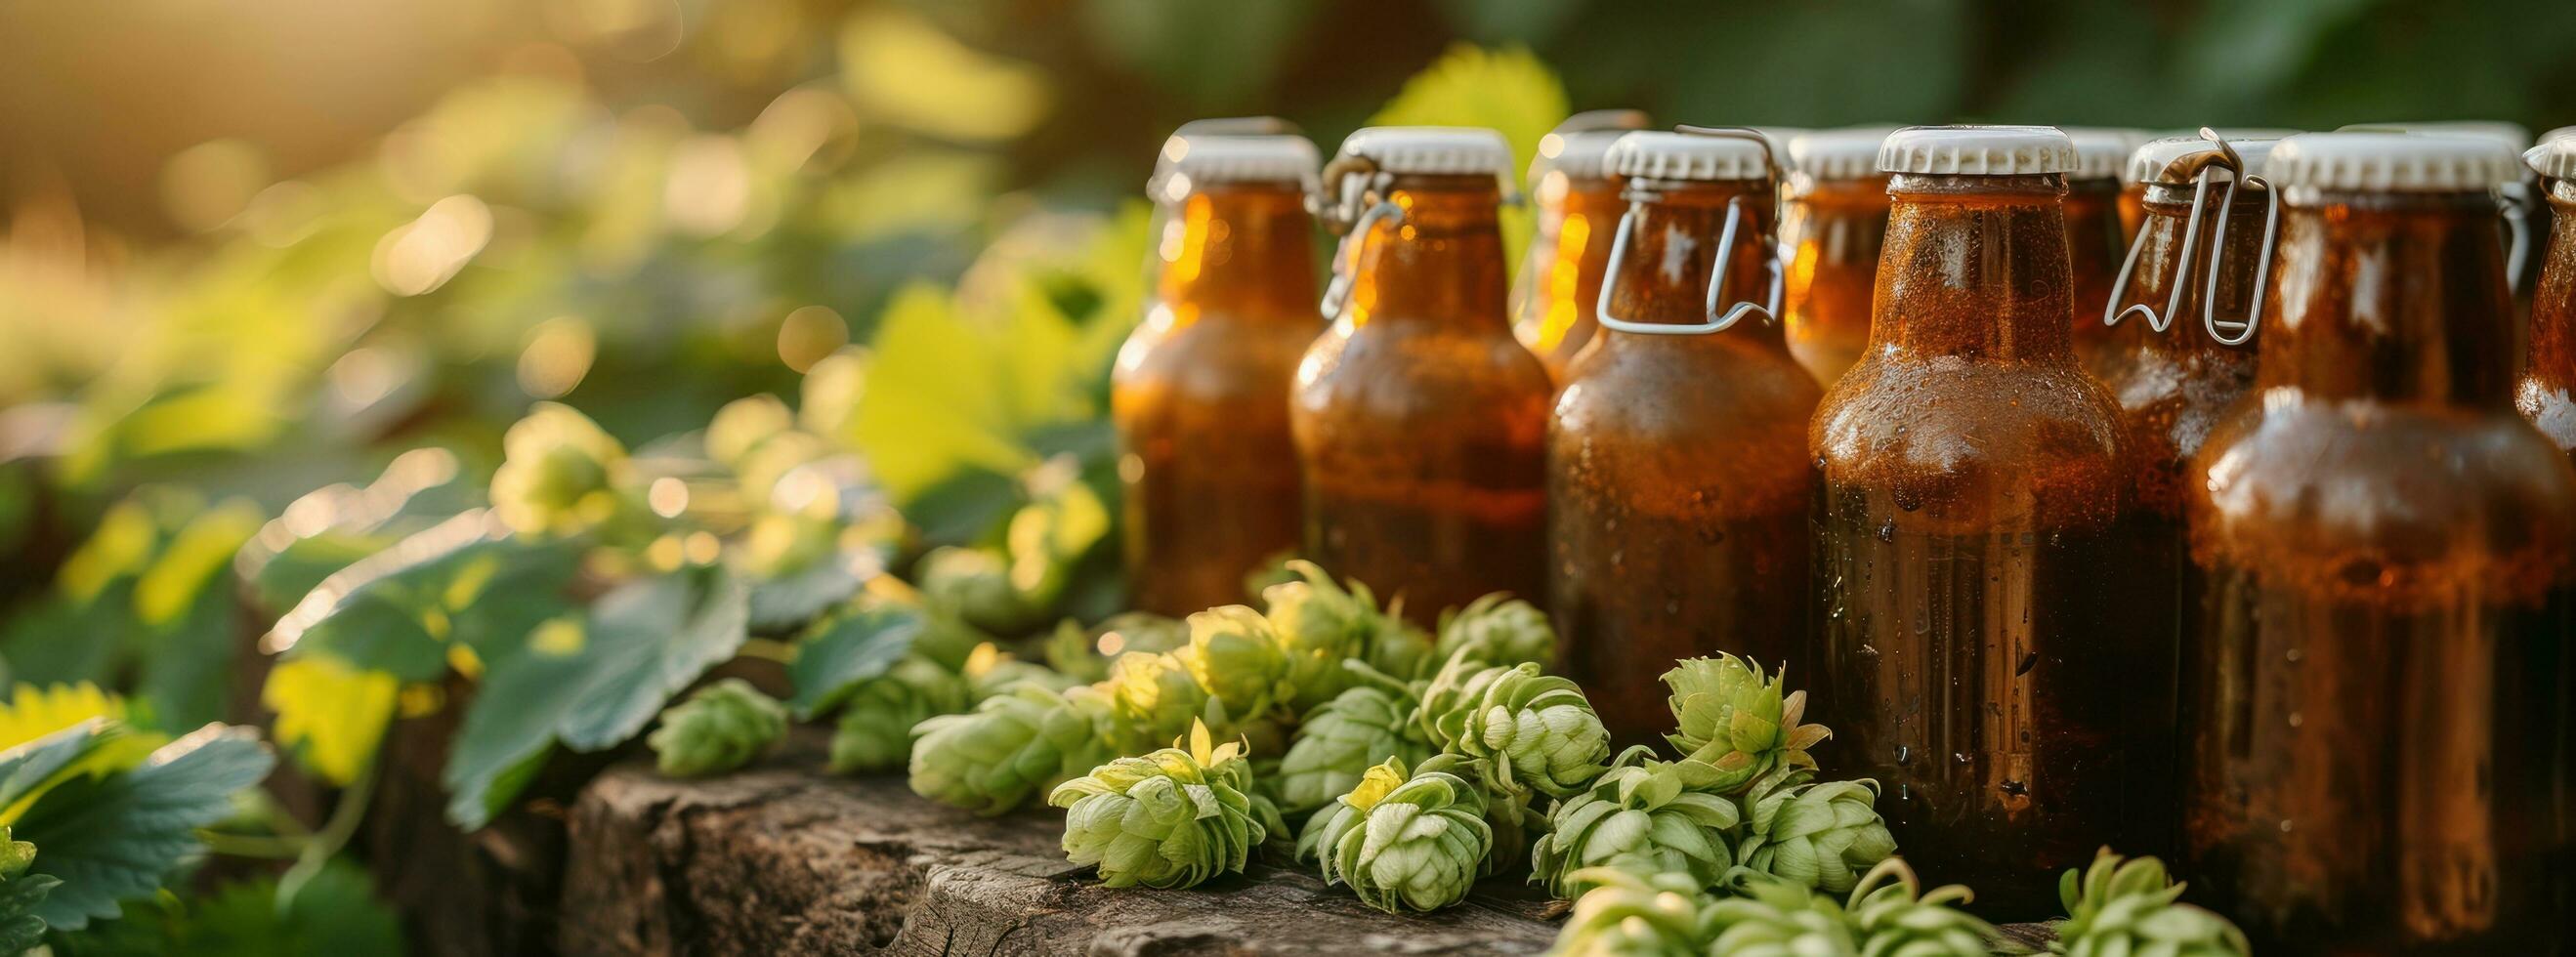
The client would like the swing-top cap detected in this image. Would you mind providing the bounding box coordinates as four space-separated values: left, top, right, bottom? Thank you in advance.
1530 110 1652 182
1788 127 1901 181
2063 127 2149 180
1878 125 2078 176
2262 132 2520 193
2526 136 2576 182
1603 131 1773 182
1333 127 1515 177
1152 135 1318 198
2337 120 2533 153
2127 135 2286 187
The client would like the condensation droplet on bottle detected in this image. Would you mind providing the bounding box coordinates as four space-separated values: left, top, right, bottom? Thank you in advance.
1876 519 1896 543
2287 711 2303 728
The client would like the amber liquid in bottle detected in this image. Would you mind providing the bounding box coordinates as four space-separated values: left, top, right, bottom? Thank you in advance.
2516 180 2576 461
1811 173 2173 918
1295 175 1553 621
2182 188 2576 955
1782 174 1893 386
1513 171 1626 382
2117 182 2147 244
1549 178 1822 743
1114 184 1319 615
2065 176 2130 371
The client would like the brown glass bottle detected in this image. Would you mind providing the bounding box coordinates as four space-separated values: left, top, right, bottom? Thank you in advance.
1295 137 1552 622
1511 152 1627 382
1780 131 1894 386
1811 128 2171 919
1549 138 1821 743
1115 166 1319 615
2064 174 2130 371
2181 136 2576 955
2516 171 2576 461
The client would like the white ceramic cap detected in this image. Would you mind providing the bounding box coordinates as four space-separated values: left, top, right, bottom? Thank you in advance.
2127 129 2302 182
1878 125 2078 176
2262 132 2521 193
2125 135 2286 186
1602 131 1772 182
2527 138 2576 182
1535 129 1636 182
2544 126 2575 146
2338 120 2533 153
1531 109 1651 182
1788 127 1900 181
1334 127 1515 177
2062 127 2145 180
1154 135 1318 199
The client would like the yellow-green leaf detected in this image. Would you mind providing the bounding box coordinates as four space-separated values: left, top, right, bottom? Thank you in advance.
261 655 398 786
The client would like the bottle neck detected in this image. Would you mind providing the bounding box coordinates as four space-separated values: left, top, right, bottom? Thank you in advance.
1157 184 1318 323
1530 173 1626 306
1868 173 2076 361
2529 184 2576 388
2118 182 2268 358
2259 190 2515 406
1348 175 1509 330
1601 178 1783 348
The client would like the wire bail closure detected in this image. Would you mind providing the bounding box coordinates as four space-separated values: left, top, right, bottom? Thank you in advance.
1593 126 1786 337
2098 129 2278 347
1314 155 1398 320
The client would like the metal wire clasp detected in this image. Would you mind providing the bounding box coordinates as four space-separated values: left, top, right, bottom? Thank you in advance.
2099 129 2279 347
1594 126 1786 337
1314 155 1400 321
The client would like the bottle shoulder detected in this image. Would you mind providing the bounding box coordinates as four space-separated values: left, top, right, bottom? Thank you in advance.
1116 311 1320 393
1810 357 2131 531
2189 395 2576 602
1554 338 1820 440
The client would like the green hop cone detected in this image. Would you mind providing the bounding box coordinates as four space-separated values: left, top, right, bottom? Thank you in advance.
1546 868 1715 957
1298 757 1495 914
648 679 788 778
1422 659 1611 800
1663 653 1831 796
1431 593 1556 670
2051 849 2251 957
1104 650 1214 748
705 394 795 471
490 402 632 538
1048 722 1284 890
1260 561 1380 711
1736 778 1898 895
962 643 1077 699
1704 871 1863 957
1530 746 1742 899
1274 678 1431 815
1043 612 1186 684
917 547 1040 636
827 656 971 774
909 683 1119 815
1842 857 1996 957
1362 608 1435 682
1179 604 1292 717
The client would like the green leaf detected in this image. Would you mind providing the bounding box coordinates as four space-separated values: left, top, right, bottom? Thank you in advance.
44 858 401 957
268 512 578 682
844 285 1038 505
1370 44 1570 179
0 722 118 820
786 604 927 718
443 565 749 829
0 869 56 954
16 726 276 931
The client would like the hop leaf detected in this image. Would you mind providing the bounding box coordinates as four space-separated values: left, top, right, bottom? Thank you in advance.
1260 562 1382 711
1421 659 1610 799
2052 849 2251 957
1047 722 1282 890
1431 594 1556 672
1298 757 1495 914
648 679 787 778
1546 868 1713 957
489 403 632 539
1663 654 1830 795
1274 681 1430 815
1530 747 1742 899
826 656 970 774
1179 605 1291 717
909 683 1119 814
1842 857 1996 957
1736 779 1897 895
